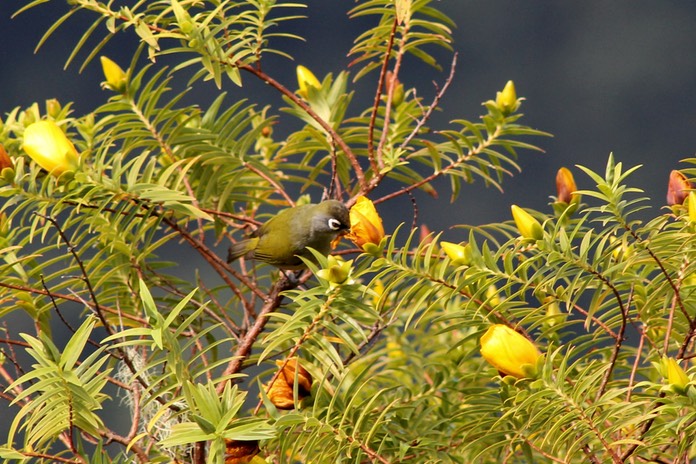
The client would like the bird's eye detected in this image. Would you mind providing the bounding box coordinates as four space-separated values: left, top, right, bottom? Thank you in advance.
328 218 342 230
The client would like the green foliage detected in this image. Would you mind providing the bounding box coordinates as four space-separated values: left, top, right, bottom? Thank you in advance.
1 1 695 463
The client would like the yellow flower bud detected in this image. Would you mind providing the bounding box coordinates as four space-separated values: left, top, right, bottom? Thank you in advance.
496 80 518 115
543 297 565 327
555 167 580 205
384 71 405 107
658 357 690 393
316 255 354 287
480 324 541 379
440 241 473 266
100 56 127 93
264 358 312 410
296 65 321 99
511 205 543 241
667 170 691 206
346 196 385 250
609 234 633 262
23 121 79 176
486 284 501 306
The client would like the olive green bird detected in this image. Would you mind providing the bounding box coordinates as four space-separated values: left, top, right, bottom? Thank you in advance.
227 200 351 269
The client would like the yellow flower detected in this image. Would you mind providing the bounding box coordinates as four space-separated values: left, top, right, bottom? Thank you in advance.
555 167 580 205
346 196 385 250
609 234 633 261
296 65 321 98
264 358 312 410
316 255 354 288
511 205 543 241
440 241 472 266
667 170 691 206
23 121 79 176
480 324 541 379
688 191 696 223
543 297 566 328
658 357 690 393
496 80 518 115
100 56 127 93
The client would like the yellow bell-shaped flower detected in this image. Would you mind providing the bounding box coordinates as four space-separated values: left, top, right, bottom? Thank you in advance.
23 120 79 176
480 324 541 379
346 196 385 250
296 65 322 99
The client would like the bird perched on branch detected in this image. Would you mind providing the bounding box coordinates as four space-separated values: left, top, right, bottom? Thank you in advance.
227 200 350 269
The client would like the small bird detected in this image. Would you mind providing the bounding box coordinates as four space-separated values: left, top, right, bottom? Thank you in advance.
227 200 351 269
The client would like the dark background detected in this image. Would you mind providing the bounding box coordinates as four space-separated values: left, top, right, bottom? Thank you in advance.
3 1 696 230
2 0 696 442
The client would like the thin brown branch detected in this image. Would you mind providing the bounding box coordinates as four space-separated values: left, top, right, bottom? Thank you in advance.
253 292 337 415
216 274 297 394
593 279 630 402
21 452 84 464
367 17 399 172
159 213 263 303
376 24 408 171
237 63 366 190
244 161 295 206
626 226 693 327
571 303 620 340
0 281 147 325
626 323 646 402
101 429 149 463
35 213 109 333
399 53 458 153
373 116 497 205
335 429 391 464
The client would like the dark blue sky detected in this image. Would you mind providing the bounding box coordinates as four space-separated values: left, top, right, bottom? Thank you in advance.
3 1 696 233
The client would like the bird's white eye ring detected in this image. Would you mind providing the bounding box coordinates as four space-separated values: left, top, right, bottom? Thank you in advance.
328 218 342 230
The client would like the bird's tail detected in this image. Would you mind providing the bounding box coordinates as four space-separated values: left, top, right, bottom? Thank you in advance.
227 239 257 263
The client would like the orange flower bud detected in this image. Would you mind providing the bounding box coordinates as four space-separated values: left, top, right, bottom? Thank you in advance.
667 170 691 206
480 324 541 379
555 167 579 204
511 205 543 241
346 196 385 250
418 224 433 246
0 144 13 171
224 439 259 464
23 121 79 176
296 65 321 99
100 56 127 93
265 358 312 410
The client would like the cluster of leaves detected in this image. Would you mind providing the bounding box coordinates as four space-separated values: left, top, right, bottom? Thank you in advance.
0 0 694 463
